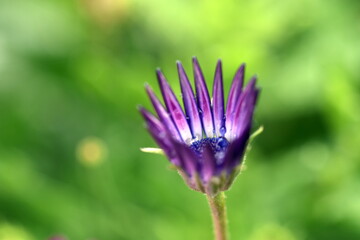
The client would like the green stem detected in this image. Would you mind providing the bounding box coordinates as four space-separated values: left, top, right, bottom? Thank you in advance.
207 192 228 240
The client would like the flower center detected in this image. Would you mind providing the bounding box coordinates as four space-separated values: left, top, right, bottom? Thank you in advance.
189 137 230 157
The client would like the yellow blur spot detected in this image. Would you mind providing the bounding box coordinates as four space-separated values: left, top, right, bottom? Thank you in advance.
82 0 130 27
0 223 34 240
77 137 107 167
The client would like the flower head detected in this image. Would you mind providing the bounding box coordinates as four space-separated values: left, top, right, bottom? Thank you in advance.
139 57 260 196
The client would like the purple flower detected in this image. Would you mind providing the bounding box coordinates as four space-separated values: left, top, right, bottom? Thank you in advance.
139 57 260 196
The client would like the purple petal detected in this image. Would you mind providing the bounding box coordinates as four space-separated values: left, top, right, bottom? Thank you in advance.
139 106 180 165
172 140 199 176
227 77 258 140
156 69 193 141
193 57 214 137
234 78 258 137
145 84 182 141
201 144 216 183
177 61 202 139
212 60 225 137
225 64 245 138
222 130 250 173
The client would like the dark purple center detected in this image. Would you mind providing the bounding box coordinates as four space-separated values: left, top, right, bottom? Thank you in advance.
189 137 230 156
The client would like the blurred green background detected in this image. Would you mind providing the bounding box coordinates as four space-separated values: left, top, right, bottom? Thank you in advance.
0 0 360 239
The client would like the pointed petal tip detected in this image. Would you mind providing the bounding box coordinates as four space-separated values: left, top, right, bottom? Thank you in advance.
192 57 201 71
231 64 246 86
239 63 246 71
156 69 167 85
247 75 258 87
156 68 164 79
144 83 153 92
176 60 184 70
192 57 201 65
138 107 155 121
177 61 188 78
176 61 184 71
138 106 153 117
177 62 187 84
215 60 223 76
138 106 154 122
145 84 156 100
193 56 201 66
214 60 223 77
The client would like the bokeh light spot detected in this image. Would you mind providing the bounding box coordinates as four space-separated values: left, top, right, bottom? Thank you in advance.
76 137 107 167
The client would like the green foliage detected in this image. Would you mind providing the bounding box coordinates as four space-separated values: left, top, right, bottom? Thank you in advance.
0 0 360 239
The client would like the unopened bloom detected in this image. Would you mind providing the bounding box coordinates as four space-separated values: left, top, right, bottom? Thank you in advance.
139 57 260 196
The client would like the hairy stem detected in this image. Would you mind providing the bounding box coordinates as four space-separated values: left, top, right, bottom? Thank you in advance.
207 192 228 240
